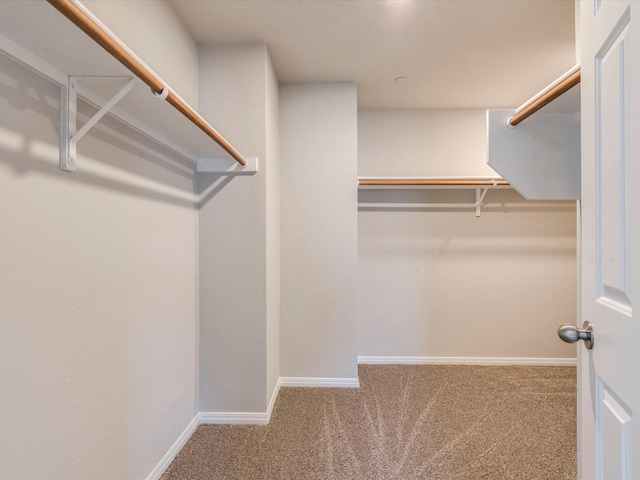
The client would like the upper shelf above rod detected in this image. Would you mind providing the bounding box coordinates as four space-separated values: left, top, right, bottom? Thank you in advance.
357 177 510 217
486 64 581 200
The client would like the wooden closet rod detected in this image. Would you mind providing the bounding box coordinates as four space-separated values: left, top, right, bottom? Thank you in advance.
508 69 580 127
358 179 509 186
46 0 247 167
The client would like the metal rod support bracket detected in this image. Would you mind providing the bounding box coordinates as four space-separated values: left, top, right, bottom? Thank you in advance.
60 75 138 172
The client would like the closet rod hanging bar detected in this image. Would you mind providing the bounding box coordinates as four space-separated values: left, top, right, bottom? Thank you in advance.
358 179 509 186
508 67 581 127
46 0 247 167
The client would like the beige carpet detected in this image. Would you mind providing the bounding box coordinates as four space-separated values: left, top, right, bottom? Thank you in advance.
162 364 576 480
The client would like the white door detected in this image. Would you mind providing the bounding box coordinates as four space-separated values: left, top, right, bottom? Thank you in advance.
579 0 640 478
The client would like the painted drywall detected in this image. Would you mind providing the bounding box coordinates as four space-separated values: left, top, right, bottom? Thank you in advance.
280 83 359 379
358 109 577 360
0 54 198 479
198 44 280 413
359 109 498 177
265 54 280 403
83 0 199 107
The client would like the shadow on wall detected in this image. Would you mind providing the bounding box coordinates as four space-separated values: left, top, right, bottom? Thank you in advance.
358 188 577 214
0 52 203 209
358 188 577 257
197 174 235 207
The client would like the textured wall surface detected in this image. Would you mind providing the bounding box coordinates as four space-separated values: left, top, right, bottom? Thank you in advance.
0 54 198 479
358 109 578 360
265 52 281 404
197 44 271 413
280 83 359 379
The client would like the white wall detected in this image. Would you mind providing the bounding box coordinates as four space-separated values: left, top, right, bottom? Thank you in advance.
359 109 497 177
280 83 359 380
265 55 280 402
197 44 279 413
83 0 199 107
358 109 577 360
0 54 198 479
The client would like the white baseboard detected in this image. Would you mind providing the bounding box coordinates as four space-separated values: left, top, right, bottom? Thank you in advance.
199 411 271 425
267 376 282 419
146 414 199 480
357 356 577 366
280 376 360 388
199 377 283 425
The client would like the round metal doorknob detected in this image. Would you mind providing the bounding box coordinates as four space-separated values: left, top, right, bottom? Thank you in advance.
557 321 594 350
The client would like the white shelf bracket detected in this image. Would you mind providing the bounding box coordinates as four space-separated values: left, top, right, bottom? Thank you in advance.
60 76 139 172
474 186 491 217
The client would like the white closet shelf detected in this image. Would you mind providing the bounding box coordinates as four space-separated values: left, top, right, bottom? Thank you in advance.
0 0 252 173
486 64 581 200
357 177 510 217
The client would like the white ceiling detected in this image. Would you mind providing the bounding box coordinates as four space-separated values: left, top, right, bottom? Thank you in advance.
169 0 575 110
